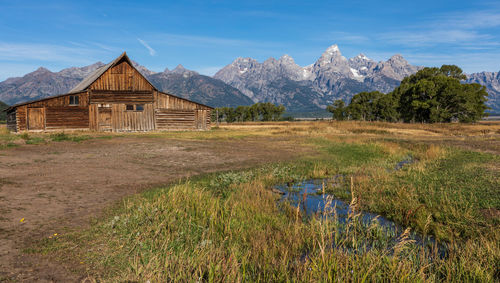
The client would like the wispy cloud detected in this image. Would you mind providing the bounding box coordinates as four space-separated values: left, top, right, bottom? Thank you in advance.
149 33 281 49
431 10 500 29
379 29 494 47
380 7 500 49
137 38 156 56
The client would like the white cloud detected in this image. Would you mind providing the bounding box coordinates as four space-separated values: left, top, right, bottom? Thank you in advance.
137 38 156 56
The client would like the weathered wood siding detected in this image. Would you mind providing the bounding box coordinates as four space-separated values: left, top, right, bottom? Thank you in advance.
6 110 17 132
45 107 89 130
89 90 153 104
17 106 27 131
13 92 89 131
25 92 88 108
153 92 211 130
155 109 211 130
90 61 154 91
154 91 211 110
155 109 196 130
111 103 154 132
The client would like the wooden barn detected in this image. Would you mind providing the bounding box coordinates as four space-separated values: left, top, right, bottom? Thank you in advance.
5 52 212 132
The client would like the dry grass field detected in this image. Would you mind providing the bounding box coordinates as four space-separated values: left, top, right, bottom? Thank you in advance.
0 121 499 281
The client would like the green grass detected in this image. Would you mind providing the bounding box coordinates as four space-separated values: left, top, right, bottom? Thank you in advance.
19 133 46 145
0 142 18 150
50 132 91 142
0 130 98 149
34 137 499 282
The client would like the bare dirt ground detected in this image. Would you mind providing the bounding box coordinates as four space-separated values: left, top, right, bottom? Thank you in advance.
0 135 307 282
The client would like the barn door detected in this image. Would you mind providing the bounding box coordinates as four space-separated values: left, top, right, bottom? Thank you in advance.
98 106 112 131
28 107 45 130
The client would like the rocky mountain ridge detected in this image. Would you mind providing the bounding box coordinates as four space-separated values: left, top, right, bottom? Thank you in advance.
214 44 425 112
0 61 253 108
214 44 500 113
1 44 499 113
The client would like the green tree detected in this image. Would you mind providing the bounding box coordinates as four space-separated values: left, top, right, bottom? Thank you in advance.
272 105 286 121
373 92 400 122
326 100 347 120
346 91 385 121
396 65 488 122
213 103 287 123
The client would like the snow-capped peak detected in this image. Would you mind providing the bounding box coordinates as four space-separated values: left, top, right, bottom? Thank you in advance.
350 67 364 81
234 57 252 64
315 44 348 70
325 44 340 54
279 54 295 63
356 53 370 61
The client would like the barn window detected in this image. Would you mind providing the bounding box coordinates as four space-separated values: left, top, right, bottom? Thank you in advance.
135 104 144 111
69 95 79 106
126 104 134 111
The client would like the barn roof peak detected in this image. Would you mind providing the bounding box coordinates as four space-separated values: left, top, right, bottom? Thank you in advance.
69 52 156 93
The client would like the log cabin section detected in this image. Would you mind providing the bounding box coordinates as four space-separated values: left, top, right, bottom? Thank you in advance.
5 52 213 132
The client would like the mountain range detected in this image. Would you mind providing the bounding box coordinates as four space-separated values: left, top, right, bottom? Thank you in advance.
1 44 499 114
0 61 253 108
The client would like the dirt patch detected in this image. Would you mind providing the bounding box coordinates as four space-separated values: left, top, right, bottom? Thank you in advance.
480 208 500 220
0 135 309 282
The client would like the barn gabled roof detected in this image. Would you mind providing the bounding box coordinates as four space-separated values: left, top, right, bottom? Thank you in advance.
69 51 158 93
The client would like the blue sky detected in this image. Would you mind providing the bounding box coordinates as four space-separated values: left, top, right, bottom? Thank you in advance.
1 0 499 81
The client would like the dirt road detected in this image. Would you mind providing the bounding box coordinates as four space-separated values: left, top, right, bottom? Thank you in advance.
0 135 305 282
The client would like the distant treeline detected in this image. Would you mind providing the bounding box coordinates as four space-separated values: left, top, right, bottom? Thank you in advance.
213 103 286 122
327 65 489 123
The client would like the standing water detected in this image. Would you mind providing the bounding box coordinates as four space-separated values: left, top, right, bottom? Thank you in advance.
273 157 447 257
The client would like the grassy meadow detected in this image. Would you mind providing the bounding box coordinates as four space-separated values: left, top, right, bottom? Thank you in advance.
2 122 499 281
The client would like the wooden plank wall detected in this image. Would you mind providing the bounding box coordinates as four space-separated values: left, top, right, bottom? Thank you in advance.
45 107 89 130
6 110 17 132
17 106 27 131
155 109 196 130
154 92 212 130
90 61 154 91
13 92 88 131
26 92 88 107
155 92 211 110
111 103 154 132
90 90 153 104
